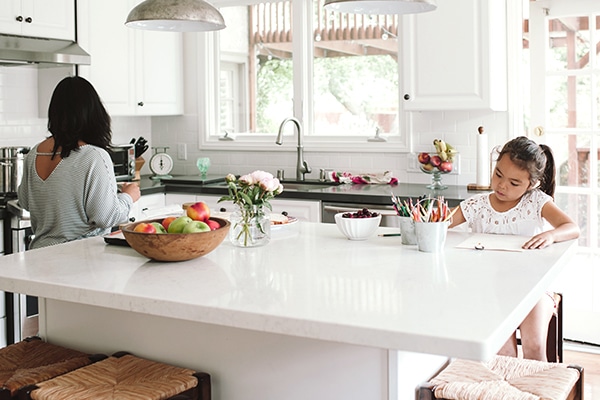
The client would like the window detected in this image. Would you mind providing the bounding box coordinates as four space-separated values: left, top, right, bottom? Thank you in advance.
202 0 407 150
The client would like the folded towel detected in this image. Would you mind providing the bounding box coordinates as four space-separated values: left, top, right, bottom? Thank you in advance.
332 171 398 185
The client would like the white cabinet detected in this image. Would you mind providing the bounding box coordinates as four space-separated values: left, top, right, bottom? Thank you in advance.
402 0 507 111
77 0 183 116
0 0 74 40
129 193 166 222
167 193 322 223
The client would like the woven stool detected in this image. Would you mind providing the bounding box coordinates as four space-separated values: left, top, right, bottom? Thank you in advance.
417 355 583 400
0 336 98 400
22 351 211 400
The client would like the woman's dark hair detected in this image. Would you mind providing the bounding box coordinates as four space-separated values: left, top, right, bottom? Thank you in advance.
497 136 556 198
47 76 112 158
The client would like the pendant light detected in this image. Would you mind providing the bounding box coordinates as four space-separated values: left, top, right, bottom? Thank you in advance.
324 0 436 15
125 0 225 32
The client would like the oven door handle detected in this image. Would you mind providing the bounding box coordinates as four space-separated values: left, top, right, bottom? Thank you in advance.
322 205 398 217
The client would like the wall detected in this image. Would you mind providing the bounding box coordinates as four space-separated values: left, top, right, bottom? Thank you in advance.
0 39 511 186
0 66 153 168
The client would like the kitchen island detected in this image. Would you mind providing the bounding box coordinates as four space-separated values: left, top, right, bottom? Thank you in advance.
0 223 576 400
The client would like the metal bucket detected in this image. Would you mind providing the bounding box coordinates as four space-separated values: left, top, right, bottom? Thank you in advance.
1 147 30 194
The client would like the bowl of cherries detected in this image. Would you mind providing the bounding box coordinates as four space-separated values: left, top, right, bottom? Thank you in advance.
334 208 382 240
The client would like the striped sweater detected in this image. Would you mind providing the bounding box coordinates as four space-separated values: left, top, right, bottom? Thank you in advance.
17 144 133 249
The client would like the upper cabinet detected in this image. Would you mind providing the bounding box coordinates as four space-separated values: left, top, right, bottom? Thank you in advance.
0 0 74 40
402 0 507 111
77 0 183 116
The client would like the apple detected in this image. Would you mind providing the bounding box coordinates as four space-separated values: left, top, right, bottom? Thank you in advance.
430 155 442 168
161 216 177 231
205 219 221 231
417 152 431 165
186 201 210 222
167 216 193 233
182 221 211 233
151 222 167 234
133 222 156 234
439 161 453 173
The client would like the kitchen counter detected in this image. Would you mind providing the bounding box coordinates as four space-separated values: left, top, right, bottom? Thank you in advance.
0 223 577 399
151 174 475 206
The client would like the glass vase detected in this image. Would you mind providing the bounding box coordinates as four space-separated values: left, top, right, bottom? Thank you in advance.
229 205 271 247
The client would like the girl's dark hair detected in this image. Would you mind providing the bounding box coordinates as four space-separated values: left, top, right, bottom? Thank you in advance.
47 76 112 158
497 136 556 198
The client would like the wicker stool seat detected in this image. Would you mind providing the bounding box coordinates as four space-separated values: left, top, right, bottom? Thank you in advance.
23 352 210 400
418 355 583 400
0 336 94 399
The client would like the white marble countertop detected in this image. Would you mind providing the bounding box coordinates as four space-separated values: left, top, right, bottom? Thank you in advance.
0 223 576 361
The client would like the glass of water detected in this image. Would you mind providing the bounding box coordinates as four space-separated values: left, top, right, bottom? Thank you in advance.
196 157 211 177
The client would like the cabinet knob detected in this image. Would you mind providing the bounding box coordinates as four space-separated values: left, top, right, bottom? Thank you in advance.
281 211 288 216
403 94 410 100
129 217 136 222
15 15 23 22
219 207 227 212
25 16 32 23
137 101 144 107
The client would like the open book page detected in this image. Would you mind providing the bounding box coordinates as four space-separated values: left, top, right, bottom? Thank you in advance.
455 233 530 252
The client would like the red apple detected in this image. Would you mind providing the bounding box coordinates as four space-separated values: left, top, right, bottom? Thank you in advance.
417 152 431 165
206 219 221 231
133 222 157 233
161 216 177 231
439 161 453 173
186 201 210 222
430 155 442 168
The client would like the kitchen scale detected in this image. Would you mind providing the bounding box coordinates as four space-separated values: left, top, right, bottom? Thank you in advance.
149 147 173 180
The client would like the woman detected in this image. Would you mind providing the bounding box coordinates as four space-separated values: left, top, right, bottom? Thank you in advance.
17 76 140 249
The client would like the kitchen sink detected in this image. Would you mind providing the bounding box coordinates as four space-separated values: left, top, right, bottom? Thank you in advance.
280 179 340 191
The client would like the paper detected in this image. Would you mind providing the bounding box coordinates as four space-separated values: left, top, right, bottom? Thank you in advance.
476 131 489 187
455 233 529 252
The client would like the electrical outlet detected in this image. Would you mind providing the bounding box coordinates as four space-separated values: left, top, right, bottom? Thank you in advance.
177 143 187 160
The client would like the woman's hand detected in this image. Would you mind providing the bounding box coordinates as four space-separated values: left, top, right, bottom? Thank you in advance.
120 182 141 202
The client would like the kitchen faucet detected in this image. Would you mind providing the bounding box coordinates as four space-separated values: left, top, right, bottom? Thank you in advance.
276 117 312 181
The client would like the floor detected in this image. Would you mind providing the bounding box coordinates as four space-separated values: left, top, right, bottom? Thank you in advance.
564 342 600 399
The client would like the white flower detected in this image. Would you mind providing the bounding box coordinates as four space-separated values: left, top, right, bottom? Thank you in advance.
250 170 273 183
239 174 254 185
225 173 237 182
259 177 280 193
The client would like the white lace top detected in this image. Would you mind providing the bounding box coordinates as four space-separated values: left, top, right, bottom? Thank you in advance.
459 189 552 236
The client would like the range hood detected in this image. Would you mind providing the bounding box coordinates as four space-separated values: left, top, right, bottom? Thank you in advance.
0 34 90 67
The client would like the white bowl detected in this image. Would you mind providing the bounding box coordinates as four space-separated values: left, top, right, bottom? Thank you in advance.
334 213 381 240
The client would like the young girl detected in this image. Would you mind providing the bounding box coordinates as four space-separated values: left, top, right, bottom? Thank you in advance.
449 136 580 361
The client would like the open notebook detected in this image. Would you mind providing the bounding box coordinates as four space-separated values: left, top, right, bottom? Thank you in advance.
455 233 530 252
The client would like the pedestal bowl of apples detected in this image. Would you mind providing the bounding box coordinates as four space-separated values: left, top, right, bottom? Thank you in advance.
417 139 458 190
120 201 230 262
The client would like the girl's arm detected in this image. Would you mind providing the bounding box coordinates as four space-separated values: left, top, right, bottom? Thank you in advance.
448 206 466 228
523 201 580 249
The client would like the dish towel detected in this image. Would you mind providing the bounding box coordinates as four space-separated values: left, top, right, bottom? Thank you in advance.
332 171 398 185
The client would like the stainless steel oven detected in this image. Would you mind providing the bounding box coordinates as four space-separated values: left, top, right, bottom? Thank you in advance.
5 199 36 344
322 202 400 228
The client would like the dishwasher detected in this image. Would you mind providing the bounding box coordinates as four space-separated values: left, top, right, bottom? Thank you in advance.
322 202 400 228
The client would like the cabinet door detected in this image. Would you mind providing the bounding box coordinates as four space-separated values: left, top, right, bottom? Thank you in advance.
0 0 74 40
77 0 135 115
402 0 507 111
77 0 183 116
129 193 166 221
0 1 22 35
270 199 321 223
135 30 183 115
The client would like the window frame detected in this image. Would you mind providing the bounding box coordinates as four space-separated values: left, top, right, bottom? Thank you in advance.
198 0 410 152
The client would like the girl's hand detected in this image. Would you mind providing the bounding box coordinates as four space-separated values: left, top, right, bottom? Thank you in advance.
522 232 555 249
120 182 141 202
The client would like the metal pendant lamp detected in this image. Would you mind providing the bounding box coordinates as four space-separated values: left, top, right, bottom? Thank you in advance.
126 0 225 32
324 0 436 15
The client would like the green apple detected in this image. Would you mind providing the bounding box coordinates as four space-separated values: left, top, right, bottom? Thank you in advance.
150 222 167 234
167 216 193 233
182 221 211 233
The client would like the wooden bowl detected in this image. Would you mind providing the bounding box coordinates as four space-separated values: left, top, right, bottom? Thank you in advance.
120 217 230 262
